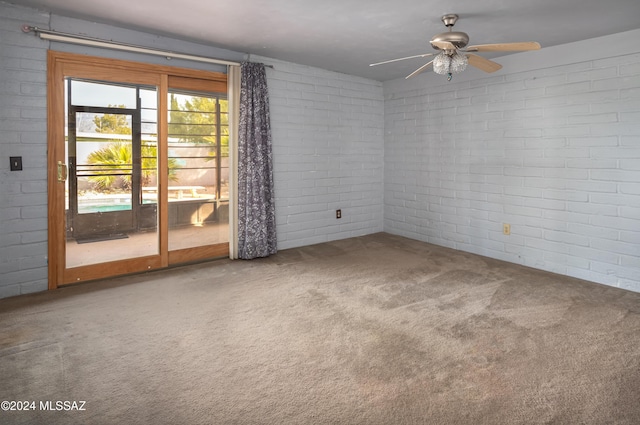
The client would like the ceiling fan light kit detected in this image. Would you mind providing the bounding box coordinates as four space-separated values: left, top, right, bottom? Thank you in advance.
433 51 468 81
370 13 541 81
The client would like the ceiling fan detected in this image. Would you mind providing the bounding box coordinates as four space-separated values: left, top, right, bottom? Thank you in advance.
370 14 541 81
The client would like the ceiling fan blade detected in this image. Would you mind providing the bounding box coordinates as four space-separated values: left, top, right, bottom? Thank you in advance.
466 42 541 52
466 54 502 73
430 40 457 50
369 53 434 67
406 60 434 79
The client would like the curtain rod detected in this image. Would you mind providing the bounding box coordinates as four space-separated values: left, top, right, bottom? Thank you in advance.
22 25 242 67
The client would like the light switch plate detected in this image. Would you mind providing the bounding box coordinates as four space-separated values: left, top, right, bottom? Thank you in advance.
10 156 23 171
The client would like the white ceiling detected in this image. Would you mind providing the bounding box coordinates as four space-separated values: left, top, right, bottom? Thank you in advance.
11 0 640 81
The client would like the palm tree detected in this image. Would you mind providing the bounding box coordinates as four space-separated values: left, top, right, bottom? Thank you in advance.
87 141 179 191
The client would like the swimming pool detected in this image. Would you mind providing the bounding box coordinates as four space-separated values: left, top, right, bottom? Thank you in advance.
77 197 155 214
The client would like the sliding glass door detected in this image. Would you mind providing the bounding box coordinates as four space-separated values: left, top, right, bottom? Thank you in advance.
48 51 230 287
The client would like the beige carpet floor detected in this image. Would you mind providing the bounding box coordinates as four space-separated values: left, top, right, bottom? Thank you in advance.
1 233 639 424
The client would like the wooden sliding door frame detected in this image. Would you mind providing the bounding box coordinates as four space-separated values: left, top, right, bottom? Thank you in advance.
47 51 229 289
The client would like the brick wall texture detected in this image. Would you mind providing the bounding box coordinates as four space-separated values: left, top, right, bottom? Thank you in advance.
383 50 640 291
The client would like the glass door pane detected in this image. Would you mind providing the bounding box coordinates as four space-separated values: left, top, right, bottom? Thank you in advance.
71 110 135 239
65 79 159 268
167 91 229 251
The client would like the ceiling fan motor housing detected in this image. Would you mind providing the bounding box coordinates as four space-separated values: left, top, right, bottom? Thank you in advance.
430 31 470 50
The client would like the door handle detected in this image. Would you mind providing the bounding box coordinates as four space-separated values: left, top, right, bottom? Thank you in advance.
57 161 67 182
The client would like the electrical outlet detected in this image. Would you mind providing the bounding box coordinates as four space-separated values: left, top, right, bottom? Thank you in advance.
336 209 342 219
503 223 511 235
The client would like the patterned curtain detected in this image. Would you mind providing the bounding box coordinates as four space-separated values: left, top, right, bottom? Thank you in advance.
238 62 277 259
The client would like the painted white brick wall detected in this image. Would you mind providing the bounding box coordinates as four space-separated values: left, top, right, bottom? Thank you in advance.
384 30 640 292
0 3 50 298
251 56 384 250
